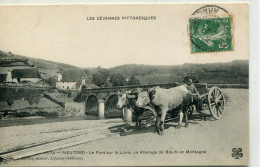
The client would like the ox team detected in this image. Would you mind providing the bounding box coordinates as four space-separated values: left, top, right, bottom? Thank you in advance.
117 77 202 135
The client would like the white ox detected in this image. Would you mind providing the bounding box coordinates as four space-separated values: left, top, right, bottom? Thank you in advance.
136 85 191 135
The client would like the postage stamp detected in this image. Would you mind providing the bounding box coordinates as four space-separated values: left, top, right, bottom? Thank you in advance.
189 5 233 53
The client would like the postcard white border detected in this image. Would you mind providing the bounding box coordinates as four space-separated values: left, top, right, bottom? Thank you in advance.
0 0 259 167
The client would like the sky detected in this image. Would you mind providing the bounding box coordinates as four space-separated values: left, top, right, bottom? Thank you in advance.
0 4 248 68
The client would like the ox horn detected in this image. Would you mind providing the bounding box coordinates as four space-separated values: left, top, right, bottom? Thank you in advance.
125 90 131 94
137 88 142 93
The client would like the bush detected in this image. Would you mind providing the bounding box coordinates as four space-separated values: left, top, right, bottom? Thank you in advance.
81 85 87 89
20 80 31 83
25 95 35 106
35 96 40 107
110 73 126 86
45 77 56 87
67 90 72 98
7 98 14 110
127 75 141 85
0 87 45 102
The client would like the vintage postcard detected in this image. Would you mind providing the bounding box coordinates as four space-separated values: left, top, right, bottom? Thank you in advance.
0 3 249 166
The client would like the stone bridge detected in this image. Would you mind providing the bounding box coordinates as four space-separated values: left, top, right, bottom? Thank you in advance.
80 83 179 118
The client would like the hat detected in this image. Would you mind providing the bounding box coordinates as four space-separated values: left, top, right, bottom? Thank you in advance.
183 76 197 83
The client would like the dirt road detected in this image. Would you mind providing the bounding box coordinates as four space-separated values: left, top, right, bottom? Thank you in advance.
1 89 249 166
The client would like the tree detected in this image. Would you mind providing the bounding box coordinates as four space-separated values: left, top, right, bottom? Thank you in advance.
26 96 35 107
92 72 107 87
45 77 56 87
34 96 40 108
67 90 72 98
97 67 110 78
103 81 112 88
81 85 87 89
83 69 90 75
7 98 14 110
110 73 126 86
127 75 141 85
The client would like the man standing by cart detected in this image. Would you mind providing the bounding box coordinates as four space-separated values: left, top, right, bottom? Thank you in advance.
183 76 202 116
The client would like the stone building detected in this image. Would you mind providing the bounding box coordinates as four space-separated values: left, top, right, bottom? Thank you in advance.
11 68 41 83
56 81 78 90
55 69 86 90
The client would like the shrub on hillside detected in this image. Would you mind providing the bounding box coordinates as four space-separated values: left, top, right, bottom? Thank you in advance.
25 96 35 106
6 97 14 110
44 77 57 87
34 96 40 107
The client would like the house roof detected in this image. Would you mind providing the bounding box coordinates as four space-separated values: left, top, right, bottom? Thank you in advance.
84 83 100 89
11 68 41 78
0 68 10 75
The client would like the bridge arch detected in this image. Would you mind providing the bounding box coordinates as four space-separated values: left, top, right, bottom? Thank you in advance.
105 94 122 118
85 95 99 116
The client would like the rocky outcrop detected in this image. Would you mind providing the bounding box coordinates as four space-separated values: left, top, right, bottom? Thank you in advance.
62 102 85 116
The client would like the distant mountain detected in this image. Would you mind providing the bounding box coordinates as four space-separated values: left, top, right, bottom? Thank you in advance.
109 60 249 84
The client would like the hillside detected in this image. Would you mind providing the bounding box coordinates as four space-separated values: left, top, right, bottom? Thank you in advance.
109 60 249 84
1 50 249 85
0 50 81 79
0 51 77 69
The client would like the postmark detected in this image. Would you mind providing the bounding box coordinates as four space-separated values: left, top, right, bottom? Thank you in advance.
189 5 233 53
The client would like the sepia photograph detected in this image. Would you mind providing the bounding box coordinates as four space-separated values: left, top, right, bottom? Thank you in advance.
0 3 251 166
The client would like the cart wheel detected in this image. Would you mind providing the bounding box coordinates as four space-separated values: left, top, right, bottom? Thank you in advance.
208 86 225 120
